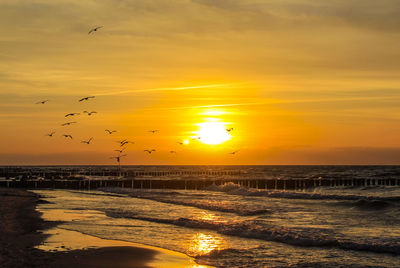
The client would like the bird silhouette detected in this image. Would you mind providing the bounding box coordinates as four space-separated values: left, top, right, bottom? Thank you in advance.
229 150 240 155
144 149 156 154
36 100 49 104
169 151 177 154
192 137 201 140
226 128 234 132
177 142 184 145
83 111 97 116
148 130 159 134
110 154 127 163
114 148 126 154
81 137 93 144
46 131 55 137
88 26 103 34
63 134 73 139
61 122 77 126
116 139 134 147
65 113 80 117
120 141 134 147
105 129 117 134
79 96 95 102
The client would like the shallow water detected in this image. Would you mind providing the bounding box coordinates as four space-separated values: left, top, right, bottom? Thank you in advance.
30 163 400 267
33 182 400 267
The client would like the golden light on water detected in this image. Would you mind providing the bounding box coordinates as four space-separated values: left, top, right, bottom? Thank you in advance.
188 233 224 256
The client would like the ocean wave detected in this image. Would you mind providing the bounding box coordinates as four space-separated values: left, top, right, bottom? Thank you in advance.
100 187 271 216
103 211 400 255
205 183 400 203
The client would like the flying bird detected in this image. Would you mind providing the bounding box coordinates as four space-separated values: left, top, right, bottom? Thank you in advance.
79 96 95 102
114 148 126 154
65 113 80 117
177 142 184 145
116 139 134 147
226 128 234 132
46 131 55 137
81 137 93 144
83 111 97 116
192 137 201 140
120 141 134 147
110 154 127 163
63 134 73 139
144 149 156 154
36 100 49 104
105 129 117 134
169 151 177 154
229 150 240 155
88 26 103 35
61 122 77 126
148 130 159 134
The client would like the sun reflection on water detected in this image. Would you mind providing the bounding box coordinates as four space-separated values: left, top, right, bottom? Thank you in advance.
188 233 225 256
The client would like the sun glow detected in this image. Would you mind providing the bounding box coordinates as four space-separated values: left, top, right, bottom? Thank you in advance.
196 122 231 145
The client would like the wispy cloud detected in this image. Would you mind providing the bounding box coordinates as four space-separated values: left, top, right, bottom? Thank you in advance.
94 84 237 96
153 95 400 111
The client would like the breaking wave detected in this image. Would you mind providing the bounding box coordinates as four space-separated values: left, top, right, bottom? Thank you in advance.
103 209 400 255
205 183 400 203
100 187 271 216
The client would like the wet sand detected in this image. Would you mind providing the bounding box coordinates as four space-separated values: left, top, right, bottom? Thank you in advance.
0 188 207 268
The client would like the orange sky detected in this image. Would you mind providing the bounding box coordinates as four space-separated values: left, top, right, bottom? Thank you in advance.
1 0 400 165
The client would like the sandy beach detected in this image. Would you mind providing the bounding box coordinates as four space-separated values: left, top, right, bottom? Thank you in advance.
0 188 206 268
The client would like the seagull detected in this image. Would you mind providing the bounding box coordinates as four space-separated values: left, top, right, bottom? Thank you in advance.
229 150 240 155
110 154 127 162
88 26 103 35
63 134 73 139
36 100 49 104
120 140 134 147
144 149 156 154
81 137 93 144
105 129 117 134
226 128 234 132
177 142 184 145
148 130 159 134
110 154 127 163
46 131 56 137
116 139 134 147
114 148 126 154
65 113 80 117
83 111 97 116
79 96 95 102
169 151 177 154
61 122 77 126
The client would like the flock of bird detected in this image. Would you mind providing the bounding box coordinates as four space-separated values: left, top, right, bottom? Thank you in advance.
37 26 240 166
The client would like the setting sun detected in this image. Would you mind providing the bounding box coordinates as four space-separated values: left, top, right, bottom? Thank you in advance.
196 122 231 145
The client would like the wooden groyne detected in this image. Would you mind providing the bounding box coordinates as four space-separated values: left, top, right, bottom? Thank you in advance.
0 167 242 179
1 177 399 191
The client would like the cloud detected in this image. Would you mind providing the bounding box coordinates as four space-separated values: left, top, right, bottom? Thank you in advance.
192 0 400 32
94 84 232 96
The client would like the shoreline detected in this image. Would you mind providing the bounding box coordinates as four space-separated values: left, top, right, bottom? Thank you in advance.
0 188 209 268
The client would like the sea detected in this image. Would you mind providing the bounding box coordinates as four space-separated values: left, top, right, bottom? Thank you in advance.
32 166 400 267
